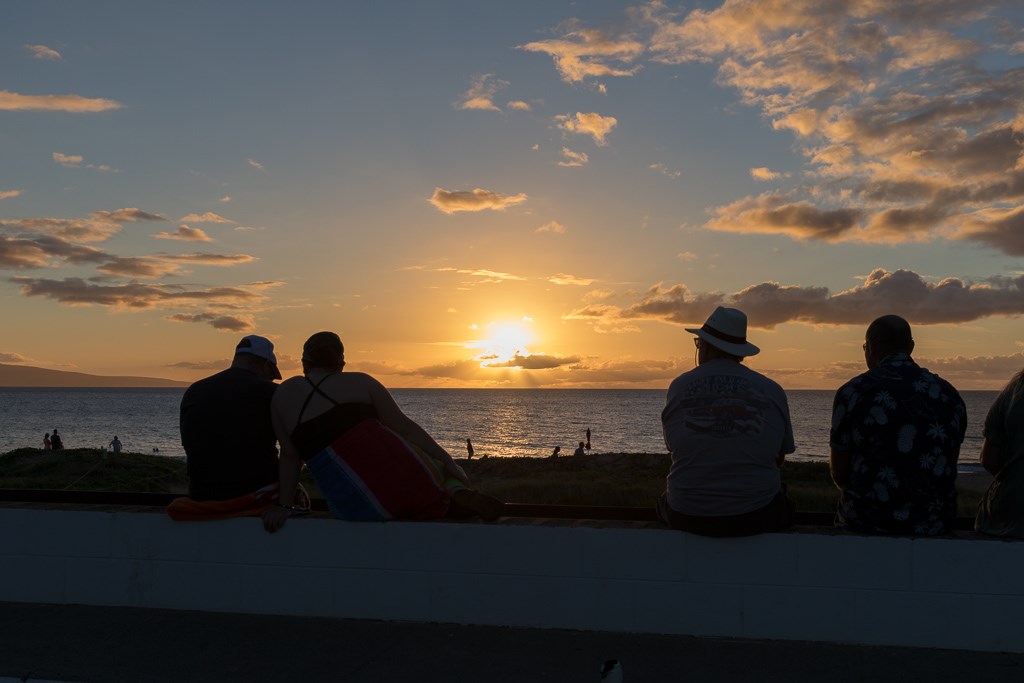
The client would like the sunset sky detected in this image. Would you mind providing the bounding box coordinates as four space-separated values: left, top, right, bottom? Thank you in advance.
3 0 1024 389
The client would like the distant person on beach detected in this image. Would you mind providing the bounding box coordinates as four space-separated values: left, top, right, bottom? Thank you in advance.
262 331 503 532
109 436 122 454
830 315 965 536
50 429 64 450
975 369 1024 537
573 442 586 457
466 438 474 459
586 427 591 452
180 335 281 501
659 306 794 537
43 433 51 450
550 446 560 458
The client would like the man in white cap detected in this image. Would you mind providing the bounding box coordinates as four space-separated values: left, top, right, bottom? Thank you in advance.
659 306 795 536
180 335 282 500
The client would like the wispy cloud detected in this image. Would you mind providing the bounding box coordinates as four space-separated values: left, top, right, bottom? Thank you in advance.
52 152 119 173
555 112 617 146
566 268 1024 329
180 212 234 223
483 352 581 370
10 277 265 311
507 100 532 111
428 187 528 214
219 195 232 203
166 313 255 332
456 73 508 111
246 158 264 170
0 351 34 364
750 167 786 181
649 162 681 178
535 220 566 234
153 225 213 242
0 90 121 112
518 25 644 85
549 273 595 286
0 190 22 201
558 147 589 167
25 44 62 61
160 253 256 265
1 208 164 243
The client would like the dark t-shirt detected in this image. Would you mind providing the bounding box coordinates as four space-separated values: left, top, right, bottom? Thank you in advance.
180 367 279 500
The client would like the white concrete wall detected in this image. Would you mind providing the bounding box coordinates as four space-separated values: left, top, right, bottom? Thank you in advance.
2 507 1023 652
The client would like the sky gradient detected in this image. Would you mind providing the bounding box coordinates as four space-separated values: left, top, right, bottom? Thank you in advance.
3 0 1024 389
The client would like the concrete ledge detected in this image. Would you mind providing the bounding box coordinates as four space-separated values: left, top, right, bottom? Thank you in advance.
2 506 1022 652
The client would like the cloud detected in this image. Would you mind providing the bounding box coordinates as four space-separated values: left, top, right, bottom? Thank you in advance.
0 190 21 201
535 220 566 234
677 251 698 261
549 273 595 286
428 187 528 214
456 73 508 111
0 234 108 269
0 90 121 112
649 163 681 178
246 158 264 170
483 352 582 370
52 152 83 167
452 268 525 283
97 257 181 279
558 147 589 167
10 277 264 310
53 151 121 174
518 26 644 84
180 212 234 223
565 268 1024 330
153 225 212 242
519 1 1024 254
555 112 617 146
750 167 785 181
706 193 866 241
507 100 532 111
160 253 256 266
958 205 1024 256
219 195 232 203
166 358 229 370
1 208 164 243
166 313 255 332
25 44 62 61
0 351 33 364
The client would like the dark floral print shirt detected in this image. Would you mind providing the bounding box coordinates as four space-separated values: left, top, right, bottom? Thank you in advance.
830 353 967 535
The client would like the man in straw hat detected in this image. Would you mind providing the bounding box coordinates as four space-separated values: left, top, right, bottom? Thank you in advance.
658 306 795 536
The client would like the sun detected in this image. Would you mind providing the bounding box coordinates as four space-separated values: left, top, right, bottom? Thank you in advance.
474 321 534 364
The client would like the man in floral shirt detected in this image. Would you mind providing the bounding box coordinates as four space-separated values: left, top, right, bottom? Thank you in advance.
830 315 966 535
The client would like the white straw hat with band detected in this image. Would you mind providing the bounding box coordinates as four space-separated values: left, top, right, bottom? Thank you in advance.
685 306 760 357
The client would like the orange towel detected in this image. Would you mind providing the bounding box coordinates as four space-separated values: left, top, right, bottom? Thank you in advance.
166 483 280 521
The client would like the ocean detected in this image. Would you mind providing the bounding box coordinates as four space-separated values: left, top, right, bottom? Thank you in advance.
0 387 998 465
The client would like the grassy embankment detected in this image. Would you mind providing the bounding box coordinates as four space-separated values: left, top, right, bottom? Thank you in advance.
0 447 986 516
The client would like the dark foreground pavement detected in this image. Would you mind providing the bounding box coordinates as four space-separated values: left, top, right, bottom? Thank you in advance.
0 603 1021 683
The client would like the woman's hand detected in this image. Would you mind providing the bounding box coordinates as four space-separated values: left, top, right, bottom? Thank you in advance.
262 506 290 533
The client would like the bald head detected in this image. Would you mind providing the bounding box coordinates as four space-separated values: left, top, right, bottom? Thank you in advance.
864 315 914 366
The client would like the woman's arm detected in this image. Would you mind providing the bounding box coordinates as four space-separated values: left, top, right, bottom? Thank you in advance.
365 375 471 487
262 392 305 532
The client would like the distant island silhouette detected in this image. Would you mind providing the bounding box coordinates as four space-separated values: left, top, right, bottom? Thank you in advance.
0 363 188 388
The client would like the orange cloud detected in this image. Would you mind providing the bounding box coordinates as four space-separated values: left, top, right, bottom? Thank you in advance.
428 188 527 214
154 225 212 242
25 44 62 61
456 74 508 111
519 27 643 84
555 112 617 146
0 90 121 112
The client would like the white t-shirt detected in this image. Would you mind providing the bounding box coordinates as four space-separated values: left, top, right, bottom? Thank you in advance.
662 359 795 516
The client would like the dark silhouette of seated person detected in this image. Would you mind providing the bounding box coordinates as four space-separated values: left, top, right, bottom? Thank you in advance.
975 368 1024 537
263 331 502 532
659 307 794 537
830 315 966 535
179 335 281 501
573 442 586 457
